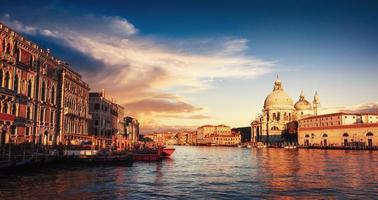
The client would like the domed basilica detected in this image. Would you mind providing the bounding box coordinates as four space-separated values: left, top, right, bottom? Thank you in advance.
251 77 320 144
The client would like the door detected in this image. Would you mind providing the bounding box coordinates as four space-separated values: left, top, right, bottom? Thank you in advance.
368 139 372 147
323 139 327 146
344 139 348 146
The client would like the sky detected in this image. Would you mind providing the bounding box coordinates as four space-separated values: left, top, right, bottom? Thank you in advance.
1 0 378 132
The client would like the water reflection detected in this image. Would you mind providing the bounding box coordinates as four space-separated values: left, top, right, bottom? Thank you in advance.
0 146 377 199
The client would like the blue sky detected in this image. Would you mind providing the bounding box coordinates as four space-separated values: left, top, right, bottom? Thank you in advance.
1 0 378 131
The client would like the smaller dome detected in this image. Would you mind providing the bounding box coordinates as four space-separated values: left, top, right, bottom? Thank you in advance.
294 91 312 110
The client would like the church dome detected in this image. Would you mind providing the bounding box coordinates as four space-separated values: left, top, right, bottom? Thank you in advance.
294 91 312 110
264 78 294 110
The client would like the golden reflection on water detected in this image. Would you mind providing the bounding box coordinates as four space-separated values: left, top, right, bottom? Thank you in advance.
252 148 378 198
0 147 377 199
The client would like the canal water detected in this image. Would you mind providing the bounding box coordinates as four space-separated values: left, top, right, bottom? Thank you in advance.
0 146 377 199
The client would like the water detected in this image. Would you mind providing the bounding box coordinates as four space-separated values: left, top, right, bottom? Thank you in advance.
0 146 377 199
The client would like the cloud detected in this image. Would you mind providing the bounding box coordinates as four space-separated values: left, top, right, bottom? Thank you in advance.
2 13 275 130
1 13 37 34
106 16 138 36
341 101 378 113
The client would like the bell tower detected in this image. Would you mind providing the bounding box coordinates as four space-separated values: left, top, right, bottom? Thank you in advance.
313 91 320 115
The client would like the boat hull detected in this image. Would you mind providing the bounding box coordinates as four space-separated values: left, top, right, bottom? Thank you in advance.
162 148 175 157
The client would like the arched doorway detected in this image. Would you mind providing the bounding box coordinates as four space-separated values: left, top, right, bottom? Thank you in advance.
342 133 349 146
322 134 328 146
366 132 373 147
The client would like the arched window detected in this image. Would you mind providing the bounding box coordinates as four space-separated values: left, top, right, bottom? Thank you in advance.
51 85 55 104
14 74 19 92
5 71 10 89
322 134 328 137
41 81 46 101
366 132 373 137
271 126 279 131
27 80 32 97
305 134 310 138
342 133 349 137
273 113 277 120
277 112 281 121
289 113 292 121
12 103 17 115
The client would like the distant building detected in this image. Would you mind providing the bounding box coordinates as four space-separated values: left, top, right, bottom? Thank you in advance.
298 113 378 147
124 116 139 144
197 124 241 146
231 127 251 143
89 90 124 148
144 132 176 146
176 131 197 145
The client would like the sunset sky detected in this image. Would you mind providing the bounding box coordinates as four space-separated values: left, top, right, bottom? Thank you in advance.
1 0 378 132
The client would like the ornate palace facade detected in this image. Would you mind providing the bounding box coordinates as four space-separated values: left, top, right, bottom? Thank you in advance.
0 22 90 146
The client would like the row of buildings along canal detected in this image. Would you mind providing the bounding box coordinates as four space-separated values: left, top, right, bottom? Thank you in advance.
0 23 139 152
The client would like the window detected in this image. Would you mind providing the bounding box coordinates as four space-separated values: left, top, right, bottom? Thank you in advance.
14 74 19 92
94 103 100 110
3 103 8 113
271 126 279 131
51 85 55 104
5 71 10 89
40 109 44 123
6 43 10 54
50 110 54 124
12 103 17 115
27 80 32 97
27 107 31 120
95 120 99 125
26 127 30 136
29 56 33 67
41 81 46 101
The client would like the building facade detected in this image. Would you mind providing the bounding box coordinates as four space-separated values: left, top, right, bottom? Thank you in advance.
197 124 241 146
251 77 320 144
89 91 125 148
298 113 378 147
0 23 60 146
57 63 90 145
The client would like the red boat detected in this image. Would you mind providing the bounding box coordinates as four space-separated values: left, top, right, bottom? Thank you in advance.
162 147 175 157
